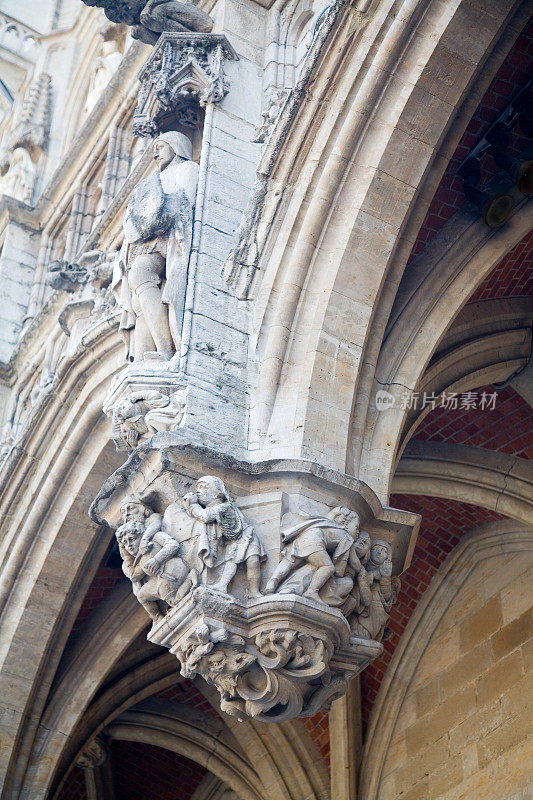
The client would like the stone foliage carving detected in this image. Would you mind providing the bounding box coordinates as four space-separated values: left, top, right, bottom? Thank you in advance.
109 476 402 721
133 33 238 137
112 131 198 362
81 0 213 45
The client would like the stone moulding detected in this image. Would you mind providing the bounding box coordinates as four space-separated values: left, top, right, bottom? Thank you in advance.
91 438 419 722
133 33 239 137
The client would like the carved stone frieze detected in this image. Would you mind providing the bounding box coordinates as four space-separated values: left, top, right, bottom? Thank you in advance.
91 447 419 721
133 33 238 137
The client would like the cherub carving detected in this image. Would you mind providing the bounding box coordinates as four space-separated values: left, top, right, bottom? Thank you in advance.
115 494 196 620
182 476 265 596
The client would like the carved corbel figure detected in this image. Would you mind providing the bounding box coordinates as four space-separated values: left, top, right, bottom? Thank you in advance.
264 505 367 604
349 540 400 641
112 131 198 362
92 459 418 722
182 476 266 596
111 387 187 448
115 494 197 620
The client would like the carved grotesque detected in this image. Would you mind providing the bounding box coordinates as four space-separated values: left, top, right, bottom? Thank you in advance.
111 387 187 448
81 0 213 45
112 131 198 361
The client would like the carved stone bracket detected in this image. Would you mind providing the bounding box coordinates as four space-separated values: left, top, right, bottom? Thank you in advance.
91 442 419 722
103 360 188 450
151 587 382 722
133 33 239 137
75 737 109 769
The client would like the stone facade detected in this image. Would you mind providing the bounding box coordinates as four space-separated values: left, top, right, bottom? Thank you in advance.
0 1 531 799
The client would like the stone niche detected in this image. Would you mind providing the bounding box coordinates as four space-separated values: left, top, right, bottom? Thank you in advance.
91 435 419 722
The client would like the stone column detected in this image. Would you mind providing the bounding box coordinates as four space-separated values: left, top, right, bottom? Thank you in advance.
76 738 115 800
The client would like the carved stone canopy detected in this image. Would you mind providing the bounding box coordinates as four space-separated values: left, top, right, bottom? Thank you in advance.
133 33 238 137
91 439 419 722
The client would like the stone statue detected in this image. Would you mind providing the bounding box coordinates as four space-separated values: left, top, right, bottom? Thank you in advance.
115 494 197 620
112 131 199 361
349 540 400 641
81 0 213 45
0 146 35 203
265 506 364 603
182 476 266 596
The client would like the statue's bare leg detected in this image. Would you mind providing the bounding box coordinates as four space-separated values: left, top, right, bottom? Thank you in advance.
304 552 335 603
246 556 262 597
129 254 174 359
264 557 293 594
212 562 237 593
133 314 156 361
136 584 165 621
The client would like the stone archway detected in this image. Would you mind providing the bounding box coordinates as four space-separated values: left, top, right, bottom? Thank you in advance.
360 520 533 799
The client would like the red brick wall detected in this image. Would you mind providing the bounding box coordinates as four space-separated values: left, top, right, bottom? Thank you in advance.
303 712 330 766
111 740 206 800
71 541 127 634
408 19 533 263
467 228 533 302
413 384 533 459
56 766 88 800
155 680 222 719
360 496 506 732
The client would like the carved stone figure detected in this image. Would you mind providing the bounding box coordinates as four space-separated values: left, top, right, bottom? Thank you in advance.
0 146 35 203
111 387 187 448
253 88 287 144
182 476 265 596
265 506 364 603
81 0 213 45
84 25 124 114
116 494 196 620
349 540 400 641
112 131 198 361
95 464 413 722
75 737 109 769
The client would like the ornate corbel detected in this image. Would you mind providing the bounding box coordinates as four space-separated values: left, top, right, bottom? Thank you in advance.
91 442 419 722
